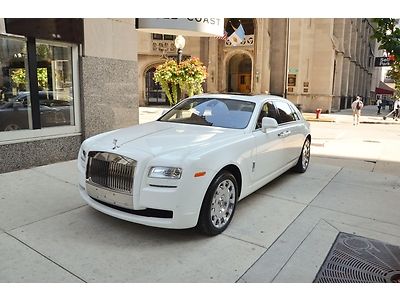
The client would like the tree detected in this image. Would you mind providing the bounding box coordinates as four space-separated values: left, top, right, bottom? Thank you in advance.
154 57 208 105
10 68 48 91
372 18 400 97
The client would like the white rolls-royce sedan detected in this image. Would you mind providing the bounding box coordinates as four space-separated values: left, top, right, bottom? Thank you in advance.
78 93 311 235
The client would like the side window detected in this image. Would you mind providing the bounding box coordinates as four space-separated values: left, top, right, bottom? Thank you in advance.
290 105 300 120
274 101 296 124
255 101 278 129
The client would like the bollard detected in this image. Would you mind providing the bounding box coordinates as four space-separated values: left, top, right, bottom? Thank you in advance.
315 108 322 119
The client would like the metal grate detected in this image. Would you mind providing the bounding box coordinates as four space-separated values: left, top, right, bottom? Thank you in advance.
86 152 135 194
314 232 400 283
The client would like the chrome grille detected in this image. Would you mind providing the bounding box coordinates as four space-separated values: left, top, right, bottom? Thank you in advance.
86 152 135 194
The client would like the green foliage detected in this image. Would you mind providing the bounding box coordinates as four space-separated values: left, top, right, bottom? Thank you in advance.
153 57 208 105
37 68 48 90
372 19 400 58
10 69 26 88
10 68 48 91
372 18 400 97
387 61 400 98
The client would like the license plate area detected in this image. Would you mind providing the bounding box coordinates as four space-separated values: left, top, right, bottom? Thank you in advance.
86 180 133 209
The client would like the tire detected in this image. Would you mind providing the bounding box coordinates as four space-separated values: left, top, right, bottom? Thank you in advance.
294 138 311 173
197 171 238 236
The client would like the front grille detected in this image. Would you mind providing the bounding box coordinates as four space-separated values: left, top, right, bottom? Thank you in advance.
86 152 136 194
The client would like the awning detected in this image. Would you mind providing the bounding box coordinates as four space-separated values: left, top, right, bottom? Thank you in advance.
375 81 395 95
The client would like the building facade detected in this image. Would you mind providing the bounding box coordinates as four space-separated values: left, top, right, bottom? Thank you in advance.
138 18 382 113
0 18 138 173
1 18 382 173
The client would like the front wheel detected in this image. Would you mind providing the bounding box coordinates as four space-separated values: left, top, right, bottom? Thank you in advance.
197 172 238 236
294 138 311 173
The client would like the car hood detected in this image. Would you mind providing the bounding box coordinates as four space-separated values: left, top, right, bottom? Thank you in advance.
85 121 244 157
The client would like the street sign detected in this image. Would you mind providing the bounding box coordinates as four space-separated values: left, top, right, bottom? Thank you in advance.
374 56 393 67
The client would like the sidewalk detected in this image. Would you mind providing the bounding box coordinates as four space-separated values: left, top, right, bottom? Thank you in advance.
306 105 400 125
0 105 399 283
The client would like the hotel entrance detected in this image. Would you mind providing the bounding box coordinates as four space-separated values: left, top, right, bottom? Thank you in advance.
227 53 252 93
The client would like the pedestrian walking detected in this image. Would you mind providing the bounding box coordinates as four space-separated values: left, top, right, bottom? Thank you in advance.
394 98 400 121
376 98 382 115
351 96 364 125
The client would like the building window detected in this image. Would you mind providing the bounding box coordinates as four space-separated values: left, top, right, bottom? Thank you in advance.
36 41 75 128
0 34 80 139
274 101 296 124
0 35 32 131
152 34 175 41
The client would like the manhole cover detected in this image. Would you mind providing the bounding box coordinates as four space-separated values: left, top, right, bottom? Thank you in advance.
314 232 400 283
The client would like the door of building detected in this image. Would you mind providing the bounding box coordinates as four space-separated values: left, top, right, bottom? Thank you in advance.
145 67 167 105
238 73 251 93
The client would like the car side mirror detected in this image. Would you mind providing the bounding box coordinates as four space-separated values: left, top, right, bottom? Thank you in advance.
261 117 278 133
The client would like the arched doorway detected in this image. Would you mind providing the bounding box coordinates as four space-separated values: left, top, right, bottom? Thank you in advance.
145 66 167 105
227 53 252 93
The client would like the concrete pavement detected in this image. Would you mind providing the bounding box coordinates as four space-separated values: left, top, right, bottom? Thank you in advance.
0 106 399 282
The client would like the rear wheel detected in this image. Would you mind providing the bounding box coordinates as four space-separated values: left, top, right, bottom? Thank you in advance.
294 138 310 173
197 172 238 236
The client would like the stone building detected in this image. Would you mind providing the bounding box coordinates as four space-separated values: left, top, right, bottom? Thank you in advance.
1 18 382 173
138 18 381 113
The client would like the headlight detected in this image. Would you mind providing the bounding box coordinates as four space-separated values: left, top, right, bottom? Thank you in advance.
148 166 182 179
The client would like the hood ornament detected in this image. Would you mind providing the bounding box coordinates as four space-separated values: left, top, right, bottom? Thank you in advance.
112 138 120 150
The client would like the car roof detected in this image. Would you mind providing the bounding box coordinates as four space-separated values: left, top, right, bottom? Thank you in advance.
191 93 290 104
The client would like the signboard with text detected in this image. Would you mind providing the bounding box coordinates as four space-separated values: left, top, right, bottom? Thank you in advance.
136 18 224 37
374 56 393 67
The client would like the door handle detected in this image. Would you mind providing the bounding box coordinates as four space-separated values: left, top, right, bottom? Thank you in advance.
278 130 291 137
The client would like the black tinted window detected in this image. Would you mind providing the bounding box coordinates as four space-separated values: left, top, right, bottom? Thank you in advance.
256 102 278 129
274 101 296 124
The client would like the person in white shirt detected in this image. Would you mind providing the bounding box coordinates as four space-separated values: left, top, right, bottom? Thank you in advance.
394 98 400 121
351 96 364 125
376 98 382 115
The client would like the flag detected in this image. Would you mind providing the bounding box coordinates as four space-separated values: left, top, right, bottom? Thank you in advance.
216 30 228 40
228 24 245 46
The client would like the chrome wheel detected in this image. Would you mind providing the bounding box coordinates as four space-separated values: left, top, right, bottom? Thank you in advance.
198 172 238 235
210 179 236 229
302 139 311 170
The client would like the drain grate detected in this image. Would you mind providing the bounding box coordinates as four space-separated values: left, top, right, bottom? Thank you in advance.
314 232 400 283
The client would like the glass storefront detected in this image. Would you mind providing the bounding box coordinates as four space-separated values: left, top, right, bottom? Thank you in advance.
0 34 77 132
36 41 75 128
0 36 31 131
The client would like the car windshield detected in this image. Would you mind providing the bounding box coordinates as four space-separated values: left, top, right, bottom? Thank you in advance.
158 98 255 129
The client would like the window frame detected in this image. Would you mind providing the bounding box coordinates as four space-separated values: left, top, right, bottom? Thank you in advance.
0 35 81 145
273 100 297 125
254 100 279 131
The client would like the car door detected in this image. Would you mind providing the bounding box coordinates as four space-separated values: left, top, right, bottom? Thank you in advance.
273 100 302 164
251 101 285 183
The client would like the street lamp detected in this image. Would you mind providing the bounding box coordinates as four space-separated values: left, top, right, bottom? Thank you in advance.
174 35 186 64
174 35 186 102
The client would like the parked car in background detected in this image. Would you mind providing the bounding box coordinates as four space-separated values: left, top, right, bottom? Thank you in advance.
0 91 73 131
78 93 311 235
